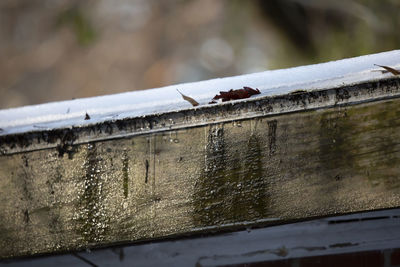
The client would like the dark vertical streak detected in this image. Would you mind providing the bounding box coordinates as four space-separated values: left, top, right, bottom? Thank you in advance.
153 136 156 188
145 159 149 183
23 209 30 224
268 120 277 156
122 152 129 198
22 155 29 167
19 155 33 228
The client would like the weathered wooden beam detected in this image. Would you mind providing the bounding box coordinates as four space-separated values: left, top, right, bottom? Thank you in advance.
1 51 400 259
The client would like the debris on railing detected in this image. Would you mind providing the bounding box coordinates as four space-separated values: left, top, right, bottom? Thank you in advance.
177 89 199 107
374 64 400 75
208 86 260 104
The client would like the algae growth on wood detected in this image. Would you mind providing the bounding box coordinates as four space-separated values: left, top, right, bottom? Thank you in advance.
2 89 400 258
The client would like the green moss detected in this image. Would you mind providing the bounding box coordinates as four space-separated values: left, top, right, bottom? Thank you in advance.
193 125 227 225
193 123 271 226
319 109 356 172
357 101 400 188
192 98 400 228
318 99 400 189
235 133 271 218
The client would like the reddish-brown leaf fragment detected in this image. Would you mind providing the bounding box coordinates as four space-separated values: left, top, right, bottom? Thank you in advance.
211 86 260 102
84 113 91 120
177 89 199 107
243 86 261 95
374 64 400 76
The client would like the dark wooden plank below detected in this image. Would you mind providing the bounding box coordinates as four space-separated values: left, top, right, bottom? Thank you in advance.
2 208 400 266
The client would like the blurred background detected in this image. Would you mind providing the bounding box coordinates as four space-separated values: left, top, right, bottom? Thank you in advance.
0 0 399 109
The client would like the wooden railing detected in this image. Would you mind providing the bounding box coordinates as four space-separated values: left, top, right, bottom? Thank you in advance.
1 50 400 259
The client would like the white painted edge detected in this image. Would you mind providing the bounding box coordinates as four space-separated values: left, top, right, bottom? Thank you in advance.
1 50 400 136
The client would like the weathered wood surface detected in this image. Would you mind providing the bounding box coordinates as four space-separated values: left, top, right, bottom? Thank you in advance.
1 78 400 258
